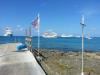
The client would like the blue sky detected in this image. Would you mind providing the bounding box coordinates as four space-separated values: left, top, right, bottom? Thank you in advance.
0 0 100 36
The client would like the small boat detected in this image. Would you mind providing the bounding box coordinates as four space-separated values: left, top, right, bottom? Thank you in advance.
85 33 92 39
86 37 92 39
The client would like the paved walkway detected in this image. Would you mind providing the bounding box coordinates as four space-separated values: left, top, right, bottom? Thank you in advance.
0 43 46 75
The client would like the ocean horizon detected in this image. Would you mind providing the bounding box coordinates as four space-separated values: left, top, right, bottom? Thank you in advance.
0 36 100 52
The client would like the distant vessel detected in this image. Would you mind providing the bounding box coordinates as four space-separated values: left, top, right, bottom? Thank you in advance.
85 33 92 39
85 36 92 39
42 31 57 38
4 27 13 37
75 35 81 38
61 34 73 37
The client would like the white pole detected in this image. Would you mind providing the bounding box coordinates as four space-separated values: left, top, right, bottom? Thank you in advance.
81 15 85 75
37 14 40 56
38 25 40 56
81 26 84 75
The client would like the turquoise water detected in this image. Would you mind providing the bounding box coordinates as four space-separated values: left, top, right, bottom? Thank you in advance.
0 36 100 52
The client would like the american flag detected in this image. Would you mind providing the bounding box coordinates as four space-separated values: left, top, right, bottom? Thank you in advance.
32 14 40 30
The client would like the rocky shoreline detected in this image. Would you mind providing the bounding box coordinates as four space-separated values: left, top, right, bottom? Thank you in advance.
34 49 100 75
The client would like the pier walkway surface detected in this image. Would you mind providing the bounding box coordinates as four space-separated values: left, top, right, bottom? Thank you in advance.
0 43 46 75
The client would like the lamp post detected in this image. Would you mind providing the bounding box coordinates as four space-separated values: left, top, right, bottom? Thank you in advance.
80 15 86 75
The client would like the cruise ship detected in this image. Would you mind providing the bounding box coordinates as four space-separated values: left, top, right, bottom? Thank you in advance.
4 27 13 37
61 34 73 38
42 31 57 38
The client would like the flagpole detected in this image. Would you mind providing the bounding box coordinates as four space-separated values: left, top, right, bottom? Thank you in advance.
37 14 40 56
81 25 84 75
32 13 40 57
38 24 40 56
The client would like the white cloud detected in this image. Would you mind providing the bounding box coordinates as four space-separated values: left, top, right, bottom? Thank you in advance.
17 25 21 28
15 25 24 32
80 9 98 17
19 28 24 31
79 5 99 18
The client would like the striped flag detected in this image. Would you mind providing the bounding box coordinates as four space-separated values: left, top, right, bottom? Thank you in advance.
32 14 40 30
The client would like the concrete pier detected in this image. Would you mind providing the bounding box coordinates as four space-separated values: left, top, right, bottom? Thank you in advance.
0 43 46 75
